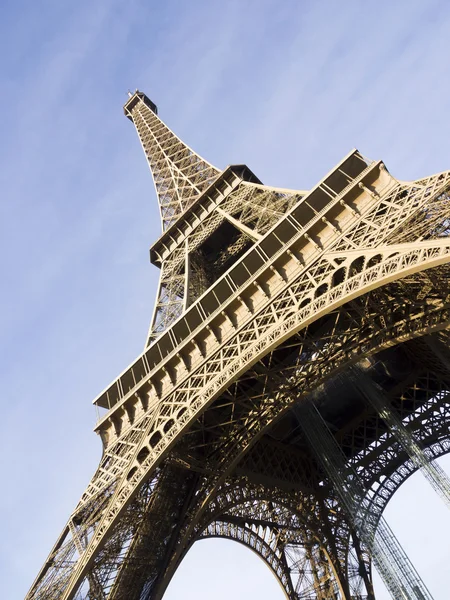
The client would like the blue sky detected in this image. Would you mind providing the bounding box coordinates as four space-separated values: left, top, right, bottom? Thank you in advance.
1 0 450 598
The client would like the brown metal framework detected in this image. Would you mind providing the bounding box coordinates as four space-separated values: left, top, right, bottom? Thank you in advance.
26 91 450 600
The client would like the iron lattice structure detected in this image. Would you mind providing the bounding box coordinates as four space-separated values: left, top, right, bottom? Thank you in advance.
27 91 450 600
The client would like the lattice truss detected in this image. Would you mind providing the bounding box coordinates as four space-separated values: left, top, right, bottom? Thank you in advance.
27 93 450 600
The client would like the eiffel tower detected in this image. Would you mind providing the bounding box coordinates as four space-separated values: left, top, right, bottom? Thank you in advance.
27 90 450 600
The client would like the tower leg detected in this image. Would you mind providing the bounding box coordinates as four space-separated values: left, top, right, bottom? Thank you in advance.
296 401 434 600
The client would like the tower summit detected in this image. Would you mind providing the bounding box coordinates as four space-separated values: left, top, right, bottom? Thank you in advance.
27 92 450 600
124 90 219 231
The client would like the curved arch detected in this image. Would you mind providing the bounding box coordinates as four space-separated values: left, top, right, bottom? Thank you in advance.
347 376 450 511
200 522 295 599
194 491 369 599
200 522 351 600
343 441 450 596
368 439 450 519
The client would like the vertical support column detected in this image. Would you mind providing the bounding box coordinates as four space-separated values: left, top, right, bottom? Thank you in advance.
295 401 434 600
284 540 342 600
349 529 376 600
313 496 353 599
352 367 450 509
306 543 337 600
